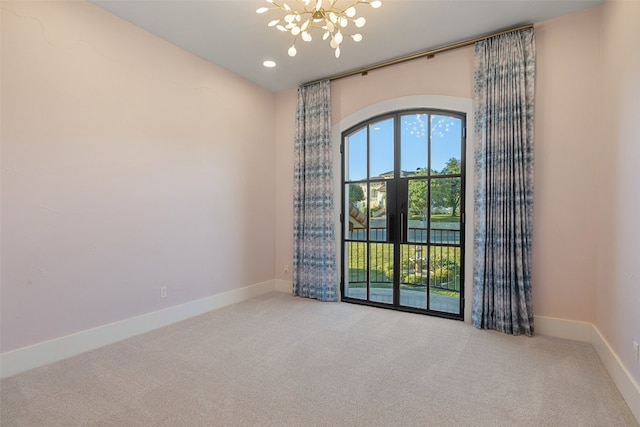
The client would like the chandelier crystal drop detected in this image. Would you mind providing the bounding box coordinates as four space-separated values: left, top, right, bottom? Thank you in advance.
257 0 382 58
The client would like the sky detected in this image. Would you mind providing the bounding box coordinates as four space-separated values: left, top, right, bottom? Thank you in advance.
346 113 462 181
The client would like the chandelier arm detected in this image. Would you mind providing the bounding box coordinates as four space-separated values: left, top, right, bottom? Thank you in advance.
331 1 361 15
270 0 285 9
294 0 311 13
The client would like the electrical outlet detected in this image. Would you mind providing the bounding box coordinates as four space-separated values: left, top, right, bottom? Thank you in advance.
160 286 167 298
284 264 289 274
634 341 639 365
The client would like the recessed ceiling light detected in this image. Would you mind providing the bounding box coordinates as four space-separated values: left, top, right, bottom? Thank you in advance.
263 60 276 68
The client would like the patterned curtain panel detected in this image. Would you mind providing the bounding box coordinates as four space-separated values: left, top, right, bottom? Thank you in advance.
472 29 535 335
293 80 338 301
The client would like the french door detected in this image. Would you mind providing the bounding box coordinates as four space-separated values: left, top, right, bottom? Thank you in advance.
341 110 465 319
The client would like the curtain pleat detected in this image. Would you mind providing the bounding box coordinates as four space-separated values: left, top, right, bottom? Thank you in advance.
293 80 337 302
472 29 535 335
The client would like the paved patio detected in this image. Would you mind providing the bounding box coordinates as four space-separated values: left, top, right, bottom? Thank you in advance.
344 287 459 314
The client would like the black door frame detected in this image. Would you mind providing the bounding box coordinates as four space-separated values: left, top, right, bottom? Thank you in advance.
340 109 466 321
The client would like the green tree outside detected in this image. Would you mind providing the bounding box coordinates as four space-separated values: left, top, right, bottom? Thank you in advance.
408 169 428 220
349 183 365 205
430 158 461 216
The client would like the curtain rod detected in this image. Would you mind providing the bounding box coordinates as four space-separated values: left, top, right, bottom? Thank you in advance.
303 23 534 86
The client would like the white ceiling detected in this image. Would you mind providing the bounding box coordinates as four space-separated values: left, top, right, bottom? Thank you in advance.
90 0 602 93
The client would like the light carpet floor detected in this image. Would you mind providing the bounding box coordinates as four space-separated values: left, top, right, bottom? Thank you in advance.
1 292 637 426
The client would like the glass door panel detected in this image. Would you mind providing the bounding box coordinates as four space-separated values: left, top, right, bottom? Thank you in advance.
369 181 388 241
431 115 462 175
428 246 461 315
370 243 394 304
400 243 428 309
369 118 395 179
400 113 428 176
346 128 367 181
342 110 464 320
430 177 461 244
407 179 428 243
344 241 367 300
346 182 368 240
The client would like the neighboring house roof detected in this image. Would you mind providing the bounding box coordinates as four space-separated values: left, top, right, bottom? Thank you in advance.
348 202 367 229
373 170 422 179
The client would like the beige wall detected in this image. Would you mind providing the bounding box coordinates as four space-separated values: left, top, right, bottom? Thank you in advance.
1 1 276 352
533 7 602 322
275 7 605 324
597 0 640 385
274 89 296 283
330 48 475 122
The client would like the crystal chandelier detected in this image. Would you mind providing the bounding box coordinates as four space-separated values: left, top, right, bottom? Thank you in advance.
256 0 382 58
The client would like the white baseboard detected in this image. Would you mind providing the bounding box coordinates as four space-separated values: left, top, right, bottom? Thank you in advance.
591 326 640 423
0 280 276 379
535 315 640 423
274 279 292 293
534 315 593 342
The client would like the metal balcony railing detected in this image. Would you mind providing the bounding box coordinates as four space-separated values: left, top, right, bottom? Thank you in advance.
348 227 460 244
417 228 460 245
346 227 461 293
